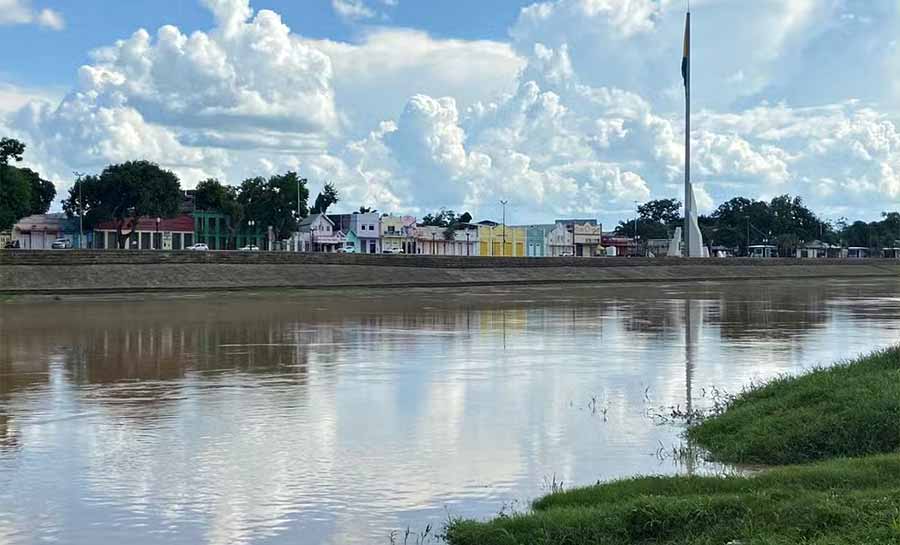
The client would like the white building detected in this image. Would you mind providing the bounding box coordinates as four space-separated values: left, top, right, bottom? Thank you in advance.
413 224 479 256
294 214 347 252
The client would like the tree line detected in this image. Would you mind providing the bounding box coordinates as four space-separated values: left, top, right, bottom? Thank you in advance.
616 195 900 255
61 163 340 249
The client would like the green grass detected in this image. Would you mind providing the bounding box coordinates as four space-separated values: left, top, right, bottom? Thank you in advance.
687 347 900 465
445 349 900 545
445 455 900 544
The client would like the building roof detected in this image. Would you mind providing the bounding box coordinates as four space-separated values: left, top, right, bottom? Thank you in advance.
14 213 77 232
327 214 353 232
95 215 195 232
298 213 334 228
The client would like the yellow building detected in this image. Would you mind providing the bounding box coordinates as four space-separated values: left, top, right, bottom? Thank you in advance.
477 223 526 257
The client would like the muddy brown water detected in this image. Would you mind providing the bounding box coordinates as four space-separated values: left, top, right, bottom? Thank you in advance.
2 279 900 544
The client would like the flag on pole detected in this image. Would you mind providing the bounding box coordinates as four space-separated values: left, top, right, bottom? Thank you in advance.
681 13 690 88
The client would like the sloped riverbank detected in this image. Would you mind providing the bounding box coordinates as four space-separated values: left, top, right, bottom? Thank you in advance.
3 250 900 295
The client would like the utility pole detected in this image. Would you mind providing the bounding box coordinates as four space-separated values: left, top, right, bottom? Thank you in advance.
634 200 639 256
74 171 85 249
500 199 508 256
746 216 751 256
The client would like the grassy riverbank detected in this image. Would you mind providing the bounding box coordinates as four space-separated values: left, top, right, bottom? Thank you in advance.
688 347 900 465
445 349 900 545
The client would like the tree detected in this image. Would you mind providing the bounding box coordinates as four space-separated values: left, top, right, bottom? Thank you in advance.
194 178 230 212
358 206 376 214
238 172 308 241
421 209 458 228
458 212 473 224
614 218 670 240
0 138 25 166
193 178 244 243
638 198 682 225
311 182 339 214
614 199 683 241
20 168 55 214
61 161 181 248
0 167 33 230
0 139 56 230
1 138 28 229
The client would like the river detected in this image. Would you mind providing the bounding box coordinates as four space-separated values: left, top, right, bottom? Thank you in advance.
2 279 900 544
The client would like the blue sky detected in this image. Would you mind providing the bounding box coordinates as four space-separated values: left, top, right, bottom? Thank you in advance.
2 0 900 226
0 0 528 88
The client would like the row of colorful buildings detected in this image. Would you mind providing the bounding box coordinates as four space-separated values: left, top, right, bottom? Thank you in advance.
287 213 606 257
5 210 608 257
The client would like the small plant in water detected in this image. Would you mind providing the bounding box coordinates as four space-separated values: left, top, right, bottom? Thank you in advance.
542 473 565 494
587 395 610 420
388 524 435 545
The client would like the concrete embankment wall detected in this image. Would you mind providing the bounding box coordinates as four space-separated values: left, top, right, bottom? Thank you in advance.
2 250 900 295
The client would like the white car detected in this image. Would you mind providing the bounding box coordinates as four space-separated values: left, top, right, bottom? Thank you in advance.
51 238 72 249
382 247 404 255
239 245 260 252
188 243 209 251
336 246 355 254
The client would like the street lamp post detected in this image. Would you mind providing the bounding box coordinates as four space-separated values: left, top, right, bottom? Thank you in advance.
432 232 436 255
746 216 751 256
155 217 161 250
633 200 639 257
466 231 470 256
500 200 508 256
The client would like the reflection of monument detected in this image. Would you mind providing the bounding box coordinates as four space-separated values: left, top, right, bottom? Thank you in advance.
684 297 700 416
683 296 701 475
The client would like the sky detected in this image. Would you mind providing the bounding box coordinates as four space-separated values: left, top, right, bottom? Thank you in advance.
2 0 900 227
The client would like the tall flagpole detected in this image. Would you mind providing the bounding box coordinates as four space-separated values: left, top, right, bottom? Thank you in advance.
683 11 692 256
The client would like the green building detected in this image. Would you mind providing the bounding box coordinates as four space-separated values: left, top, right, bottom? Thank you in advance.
193 211 267 250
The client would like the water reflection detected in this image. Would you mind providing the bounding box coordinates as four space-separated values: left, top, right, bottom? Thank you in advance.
2 279 900 544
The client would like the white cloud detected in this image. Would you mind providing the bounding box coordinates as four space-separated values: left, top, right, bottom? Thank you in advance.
0 0 64 29
332 0 375 22
307 29 523 133
331 0 397 22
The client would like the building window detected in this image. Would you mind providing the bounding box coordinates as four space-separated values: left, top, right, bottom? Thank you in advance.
184 233 194 247
153 232 162 250
173 233 182 250
140 232 151 250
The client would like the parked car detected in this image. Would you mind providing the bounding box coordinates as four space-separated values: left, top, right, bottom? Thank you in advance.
560 250 575 257
187 243 209 251
51 238 72 249
382 247 404 255
3 240 20 249
239 245 260 252
336 246 355 254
